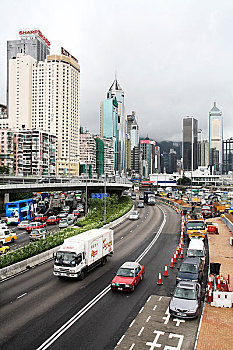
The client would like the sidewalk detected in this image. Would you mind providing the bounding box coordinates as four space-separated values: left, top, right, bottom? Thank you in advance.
196 217 233 350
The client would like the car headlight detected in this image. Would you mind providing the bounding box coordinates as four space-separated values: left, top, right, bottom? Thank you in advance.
192 279 198 282
111 283 116 286
176 277 181 281
125 284 130 287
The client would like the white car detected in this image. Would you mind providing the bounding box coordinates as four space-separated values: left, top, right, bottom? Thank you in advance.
17 220 30 229
59 218 69 229
129 211 140 220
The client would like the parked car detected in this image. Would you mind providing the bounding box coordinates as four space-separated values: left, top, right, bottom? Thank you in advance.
169 281 201 319
0 245 10 254
59 218 69 229
176 257 204 284
129 211 140 220
26 221 46 232
111 261 145 292
34 214 48 222
46 216 59 225
17 220 30 229
29 228 49 242
137 202 144 208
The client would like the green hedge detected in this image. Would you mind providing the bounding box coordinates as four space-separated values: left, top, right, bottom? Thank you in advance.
0 196 132 269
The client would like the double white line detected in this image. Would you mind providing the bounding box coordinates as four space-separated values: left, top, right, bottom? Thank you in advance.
37 206 166 350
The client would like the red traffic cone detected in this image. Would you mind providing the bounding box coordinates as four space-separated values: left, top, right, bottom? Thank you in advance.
208 274 212 290
180 249 184 259
170 257 174 268
207 288 213 303
157 272 163 285
164 264 169 277
173 253 177 264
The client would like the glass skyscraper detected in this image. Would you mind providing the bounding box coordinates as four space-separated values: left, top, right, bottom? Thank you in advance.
182 117 198 171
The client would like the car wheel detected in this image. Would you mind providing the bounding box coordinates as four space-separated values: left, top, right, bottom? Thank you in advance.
11 238 15 243
131 284 135 292
79 270 86 281
140 274 144 281
101 257 107 266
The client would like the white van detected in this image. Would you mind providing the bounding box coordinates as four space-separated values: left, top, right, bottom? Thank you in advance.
187 238 206 263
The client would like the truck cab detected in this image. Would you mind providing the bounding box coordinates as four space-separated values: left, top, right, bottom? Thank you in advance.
186 219 206 240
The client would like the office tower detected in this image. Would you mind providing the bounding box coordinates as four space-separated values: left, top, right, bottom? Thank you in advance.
107 77 127 174
8 53 36 129
8 51 80 176
198 129 209 167
100 97 118 172
7 29 50 108
209 102 223 173
154 146 161 173
140 139 156 176
130 118 140 176
79 128 96 176
182 117 198 171
126 112 135 172
223 138 233 174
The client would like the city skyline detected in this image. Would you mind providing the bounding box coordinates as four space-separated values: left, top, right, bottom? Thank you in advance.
1 1 233 142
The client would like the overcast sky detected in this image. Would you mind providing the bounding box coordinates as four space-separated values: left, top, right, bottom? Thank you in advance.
1 0 233 141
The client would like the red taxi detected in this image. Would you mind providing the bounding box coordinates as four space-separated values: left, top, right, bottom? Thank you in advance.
26 221 46 232
111 261 145 292
46 216 59 225
34 214 48 222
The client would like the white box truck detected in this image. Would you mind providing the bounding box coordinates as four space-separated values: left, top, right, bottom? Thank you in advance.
53 228 114 279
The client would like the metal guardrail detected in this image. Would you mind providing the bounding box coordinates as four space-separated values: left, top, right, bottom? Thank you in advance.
221 215 233 234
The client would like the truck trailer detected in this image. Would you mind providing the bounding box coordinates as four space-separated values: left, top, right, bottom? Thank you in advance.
53 228 114 279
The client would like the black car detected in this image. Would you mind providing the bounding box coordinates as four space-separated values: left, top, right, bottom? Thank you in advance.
176 257 204 284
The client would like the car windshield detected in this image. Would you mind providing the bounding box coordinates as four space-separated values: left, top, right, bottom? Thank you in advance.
188 222 205 230
21 221 28 224
188 249 204 257
117 268 135 277
31 230 40 234
131 211 138 215
49 216 56 219
55 252 76 266
174 287 196 300
60 219 67 223
180 263 198 273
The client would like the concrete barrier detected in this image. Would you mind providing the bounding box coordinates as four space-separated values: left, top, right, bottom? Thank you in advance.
211 290 233 308
221 214 233 234
0 207 134 281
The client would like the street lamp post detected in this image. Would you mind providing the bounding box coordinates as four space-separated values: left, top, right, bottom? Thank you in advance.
85 165 88 216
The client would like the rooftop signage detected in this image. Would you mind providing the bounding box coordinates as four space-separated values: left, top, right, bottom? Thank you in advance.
19 29 50 47
61 47 79 64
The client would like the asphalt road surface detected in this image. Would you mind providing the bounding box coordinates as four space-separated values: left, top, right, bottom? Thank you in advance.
0 202 195 350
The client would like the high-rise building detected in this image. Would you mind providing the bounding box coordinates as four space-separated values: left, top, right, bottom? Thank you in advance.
7 29 50 109
209 102 223 173
140 139 156 176
223 138 233 174
107 77 127 174
0 104 8 129
8 53 36 130
182 117 198 171
126 112 135 172
197 129 209 167
8 51 80 177
79 129 96 176
100 96 119 172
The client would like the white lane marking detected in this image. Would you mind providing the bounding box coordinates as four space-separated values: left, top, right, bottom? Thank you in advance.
139 306 144 314
117 335 125 345
173 318 185 327
164 333 184 350
129 344 135 350
146 315 151 323
121 237 124 239
153 304 157 311
129 319 135 328
147 296 151 302
138 327 144 336
17 292 27 299
130 230 132 232
146 330 165 349
37 206 167 350
159 296 162 301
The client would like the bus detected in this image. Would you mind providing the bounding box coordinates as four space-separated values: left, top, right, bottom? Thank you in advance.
6 199 35 224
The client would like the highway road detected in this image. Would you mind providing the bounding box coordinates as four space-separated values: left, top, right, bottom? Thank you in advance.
0 202 186 350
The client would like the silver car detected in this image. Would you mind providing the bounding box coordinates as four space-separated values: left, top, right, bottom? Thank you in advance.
169 281 201 319
129 211 140 220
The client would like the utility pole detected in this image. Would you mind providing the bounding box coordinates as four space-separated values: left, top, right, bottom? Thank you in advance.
104 173 107 224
